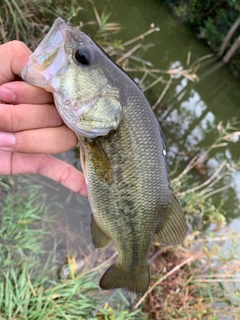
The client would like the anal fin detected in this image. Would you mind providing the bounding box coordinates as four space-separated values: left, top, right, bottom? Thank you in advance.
155 192 187 246
91 215 112 251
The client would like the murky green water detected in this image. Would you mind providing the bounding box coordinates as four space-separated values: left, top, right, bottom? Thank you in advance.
37 0 240 252
104 0 240 216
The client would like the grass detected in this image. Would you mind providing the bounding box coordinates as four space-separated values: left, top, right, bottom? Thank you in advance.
0 176 144 319
0 0 240 319
1 172 239 319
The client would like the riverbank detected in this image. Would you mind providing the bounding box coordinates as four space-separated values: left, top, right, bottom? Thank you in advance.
163 0 240 79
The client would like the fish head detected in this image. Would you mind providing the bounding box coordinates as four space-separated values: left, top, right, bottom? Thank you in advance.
21 18 122 138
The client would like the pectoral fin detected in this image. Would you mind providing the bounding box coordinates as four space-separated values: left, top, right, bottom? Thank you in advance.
155 193 187 246
86 138 112 184
91 215 112 251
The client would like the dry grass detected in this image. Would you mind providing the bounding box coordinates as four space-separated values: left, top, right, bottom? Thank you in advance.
136 232 240 320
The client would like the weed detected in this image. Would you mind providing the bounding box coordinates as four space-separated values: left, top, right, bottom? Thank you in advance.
0 176 144 319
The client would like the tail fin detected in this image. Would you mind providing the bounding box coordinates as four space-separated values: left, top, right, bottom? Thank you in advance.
99 263 150 294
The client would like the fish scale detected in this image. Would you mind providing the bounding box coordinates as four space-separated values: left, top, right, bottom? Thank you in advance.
87 92 168 270
21 17 187 294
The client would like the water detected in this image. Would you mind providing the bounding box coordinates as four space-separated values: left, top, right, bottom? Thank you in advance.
22 0 239 258
99 0 240 220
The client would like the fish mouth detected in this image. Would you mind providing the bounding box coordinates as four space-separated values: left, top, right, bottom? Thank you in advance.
20 18 69 90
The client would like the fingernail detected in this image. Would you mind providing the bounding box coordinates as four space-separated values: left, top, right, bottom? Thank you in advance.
0 86 16 103
0 132 16 147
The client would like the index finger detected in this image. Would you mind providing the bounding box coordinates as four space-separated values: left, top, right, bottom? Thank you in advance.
0 81 54 105
0 41 32 85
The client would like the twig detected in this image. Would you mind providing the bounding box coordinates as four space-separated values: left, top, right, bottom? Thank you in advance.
125 67 195 75
172 137 229 184
133 255 196 310
86 289 120 320
149 248 165 262
218 16 240 57
139 71 148 87
187 51 191 66
179 161 227 196
64 191 74 204
123 27 160 46
189 53 214 69
142 76 163 92
202 185 231 198
116 43 142 64
152 75 173 110
206 171 231 190
129 55 153 67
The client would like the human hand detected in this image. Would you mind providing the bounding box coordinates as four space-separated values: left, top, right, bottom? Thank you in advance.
0 41 87 197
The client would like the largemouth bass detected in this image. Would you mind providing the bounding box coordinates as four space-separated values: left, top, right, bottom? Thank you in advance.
21 18 187 293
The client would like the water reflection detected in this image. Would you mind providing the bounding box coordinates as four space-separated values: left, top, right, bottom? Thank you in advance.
160 61 239 216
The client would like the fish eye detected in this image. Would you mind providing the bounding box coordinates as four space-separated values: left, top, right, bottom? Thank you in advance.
74 47 91 66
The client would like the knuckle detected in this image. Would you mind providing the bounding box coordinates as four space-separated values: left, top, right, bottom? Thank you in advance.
59 166 75 185
5 109 20 131
17 131 38 153
31 134 39 151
